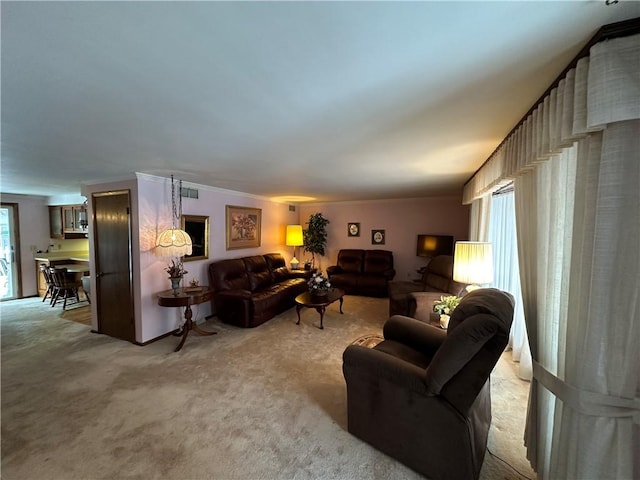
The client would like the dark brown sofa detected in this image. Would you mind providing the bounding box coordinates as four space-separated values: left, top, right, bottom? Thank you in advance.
326 249 395 297
388 255 466 318
343 288 515 480
208 253 307 328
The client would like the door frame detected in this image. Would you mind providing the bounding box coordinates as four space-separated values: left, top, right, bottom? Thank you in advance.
92 190 135 341
0 202 23 300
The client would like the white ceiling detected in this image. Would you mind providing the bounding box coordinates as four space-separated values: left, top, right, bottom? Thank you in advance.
2 1 639 202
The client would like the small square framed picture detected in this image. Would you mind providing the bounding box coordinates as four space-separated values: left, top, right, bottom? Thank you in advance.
347 222 360 237
371 229 385 245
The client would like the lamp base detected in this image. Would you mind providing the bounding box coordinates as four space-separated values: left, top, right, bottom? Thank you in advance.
290 257 300 270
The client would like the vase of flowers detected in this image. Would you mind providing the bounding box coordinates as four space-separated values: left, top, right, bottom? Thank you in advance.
433 295 460 329
308 271 331 296
165 259 188 295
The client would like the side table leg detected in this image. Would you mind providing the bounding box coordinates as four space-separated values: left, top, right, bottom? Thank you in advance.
175 324 190 352
296 305 303 325
192 323 217 336
339 297 344 314
175 305 194 352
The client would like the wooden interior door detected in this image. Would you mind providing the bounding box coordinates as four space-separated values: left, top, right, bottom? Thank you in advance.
93 191 135 342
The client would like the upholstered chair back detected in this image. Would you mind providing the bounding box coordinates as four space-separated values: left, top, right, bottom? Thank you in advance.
424 288 515 412
209 258 250 292
336 249 365 273
363 250 394 274
422 255 467 295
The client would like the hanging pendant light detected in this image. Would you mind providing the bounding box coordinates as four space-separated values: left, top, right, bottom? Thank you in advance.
155 175 193 257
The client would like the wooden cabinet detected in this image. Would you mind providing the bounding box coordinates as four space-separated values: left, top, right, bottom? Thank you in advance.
49 206 64 239
63 205 87 233
49 204 88 239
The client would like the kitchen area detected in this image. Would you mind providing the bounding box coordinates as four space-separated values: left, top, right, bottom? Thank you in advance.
34 203 90 300
1 193 91 302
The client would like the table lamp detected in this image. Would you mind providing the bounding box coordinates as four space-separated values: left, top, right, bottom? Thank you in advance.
453 241 493 291
286 225 304 270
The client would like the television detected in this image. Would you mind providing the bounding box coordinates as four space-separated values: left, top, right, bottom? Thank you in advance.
416 234 454 258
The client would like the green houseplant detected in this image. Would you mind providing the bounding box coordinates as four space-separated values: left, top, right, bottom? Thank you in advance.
303 212 330 270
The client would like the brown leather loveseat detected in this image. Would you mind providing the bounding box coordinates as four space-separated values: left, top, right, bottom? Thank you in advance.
326 249 395 297
208 253 307 328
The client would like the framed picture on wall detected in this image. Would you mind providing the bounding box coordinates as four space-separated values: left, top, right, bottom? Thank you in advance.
347 222 360 237
371 229 385 245
225 205 262 250
181 215 209 261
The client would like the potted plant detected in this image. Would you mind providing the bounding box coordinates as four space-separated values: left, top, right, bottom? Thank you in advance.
303 212 330 270
165 259 188 295
433 295 460 329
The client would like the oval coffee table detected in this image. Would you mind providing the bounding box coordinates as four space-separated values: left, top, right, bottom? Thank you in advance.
295 288 345 329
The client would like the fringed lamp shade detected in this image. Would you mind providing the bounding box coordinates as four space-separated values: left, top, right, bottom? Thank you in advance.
155 228 193 257
453 241 493 290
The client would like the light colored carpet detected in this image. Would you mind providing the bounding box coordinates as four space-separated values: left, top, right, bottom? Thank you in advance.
1 296 534 480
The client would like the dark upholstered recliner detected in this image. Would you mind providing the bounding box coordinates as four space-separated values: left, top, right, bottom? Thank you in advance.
388 255 467 318
326 249 395 297
343 288 515 480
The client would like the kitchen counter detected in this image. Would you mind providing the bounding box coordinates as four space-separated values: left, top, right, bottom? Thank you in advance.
34 251 90 262
35 253 90 297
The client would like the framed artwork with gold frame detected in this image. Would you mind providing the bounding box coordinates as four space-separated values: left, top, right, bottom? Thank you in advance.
225 205 262 250
181 215 209 261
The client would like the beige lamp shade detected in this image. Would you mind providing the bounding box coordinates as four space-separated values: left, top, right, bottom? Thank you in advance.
453 241 493 288
156 228 193 257
285 225 304 246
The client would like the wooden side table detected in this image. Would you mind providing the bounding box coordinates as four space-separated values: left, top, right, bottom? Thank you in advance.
157 286 217 352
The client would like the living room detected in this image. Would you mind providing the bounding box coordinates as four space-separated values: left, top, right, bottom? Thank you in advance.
2 2 639 479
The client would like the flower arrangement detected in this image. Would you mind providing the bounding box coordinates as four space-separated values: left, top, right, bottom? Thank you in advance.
308 271 331 293
165 259 188 279
433 295 460 315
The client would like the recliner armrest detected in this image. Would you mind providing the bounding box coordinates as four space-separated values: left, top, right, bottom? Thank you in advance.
383 315 446 355
343 344 428 395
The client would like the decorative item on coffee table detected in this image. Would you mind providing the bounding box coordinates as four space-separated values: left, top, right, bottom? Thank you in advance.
308 271 331 297
433 295 460 329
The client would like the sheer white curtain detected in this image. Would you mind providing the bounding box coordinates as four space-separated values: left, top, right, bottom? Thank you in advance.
463 34 640 479
488 191 532 381
469 195 491 242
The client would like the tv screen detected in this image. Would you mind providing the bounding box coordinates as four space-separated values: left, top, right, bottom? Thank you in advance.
416 234 454 257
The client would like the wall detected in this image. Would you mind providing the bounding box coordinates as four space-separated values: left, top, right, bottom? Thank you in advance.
0 193 51 296
299 195 470 280
136 174 299 343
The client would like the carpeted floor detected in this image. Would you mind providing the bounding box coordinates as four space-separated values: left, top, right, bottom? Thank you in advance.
1 295 534 480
